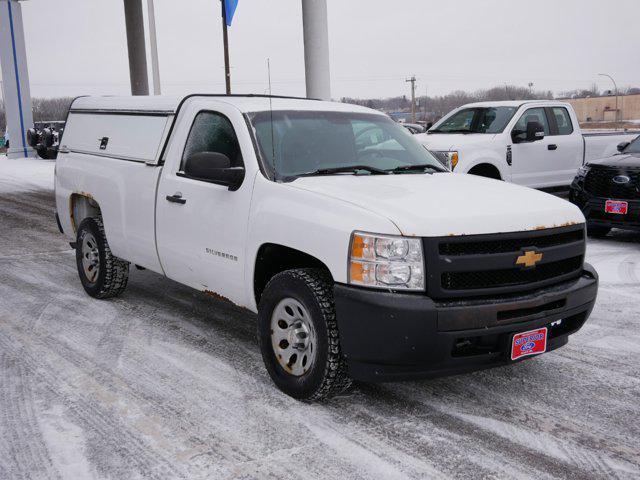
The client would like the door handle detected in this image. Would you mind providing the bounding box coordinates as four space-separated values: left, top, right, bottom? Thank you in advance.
166 193 186 204
548 144 558 151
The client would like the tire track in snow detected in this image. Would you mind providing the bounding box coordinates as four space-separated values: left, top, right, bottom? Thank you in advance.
0 348 60 480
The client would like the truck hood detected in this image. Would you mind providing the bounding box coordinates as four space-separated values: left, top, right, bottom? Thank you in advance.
588 152 640 168
289 173 584 237
414 132 497 151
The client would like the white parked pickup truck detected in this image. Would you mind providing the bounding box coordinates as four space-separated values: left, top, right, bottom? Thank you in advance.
416 100 638 189
55 95 598 400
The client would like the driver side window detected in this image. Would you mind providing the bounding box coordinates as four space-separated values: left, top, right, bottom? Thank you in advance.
512 108 550 142
181 111 242 172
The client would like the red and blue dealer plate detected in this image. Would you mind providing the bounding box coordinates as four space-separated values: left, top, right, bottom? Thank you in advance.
511 327 548 361
605 200 628 215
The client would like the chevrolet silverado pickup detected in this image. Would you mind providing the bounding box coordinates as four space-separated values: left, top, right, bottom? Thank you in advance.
55 94 598 400
416 100 638 189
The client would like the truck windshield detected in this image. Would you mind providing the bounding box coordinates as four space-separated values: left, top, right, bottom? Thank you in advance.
247 110 445 179
430 107 517 134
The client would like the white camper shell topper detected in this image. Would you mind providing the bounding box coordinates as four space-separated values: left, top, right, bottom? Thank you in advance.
55 94 598 400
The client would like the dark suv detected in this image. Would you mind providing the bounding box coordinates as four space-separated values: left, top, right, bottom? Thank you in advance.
569 135 640 236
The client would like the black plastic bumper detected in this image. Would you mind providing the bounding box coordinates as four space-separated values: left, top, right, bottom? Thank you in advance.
570 183 640 231
334 264 598 382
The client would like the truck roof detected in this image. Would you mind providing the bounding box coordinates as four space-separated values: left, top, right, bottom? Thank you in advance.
70 94 379 115
459 100 571 108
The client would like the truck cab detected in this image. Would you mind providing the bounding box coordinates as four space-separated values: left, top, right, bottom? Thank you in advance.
55 95 598 401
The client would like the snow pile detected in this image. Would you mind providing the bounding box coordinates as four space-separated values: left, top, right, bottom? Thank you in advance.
0 155 55 193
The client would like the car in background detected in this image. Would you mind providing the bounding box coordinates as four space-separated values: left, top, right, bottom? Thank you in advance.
415 101 638 190
569 136 640 236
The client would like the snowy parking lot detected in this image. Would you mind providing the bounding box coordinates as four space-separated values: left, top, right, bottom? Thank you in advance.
1 157 639 479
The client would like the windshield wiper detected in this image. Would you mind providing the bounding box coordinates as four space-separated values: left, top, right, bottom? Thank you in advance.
297 165 390 177
388 164 447 173
429 129 473 134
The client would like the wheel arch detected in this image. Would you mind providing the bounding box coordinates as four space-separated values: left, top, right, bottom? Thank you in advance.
466 162 503 180
69 193 102 233
253 243 332 306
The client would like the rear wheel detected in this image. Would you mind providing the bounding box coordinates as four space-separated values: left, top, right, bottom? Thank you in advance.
257 268 352 401
76 217 129 299
587 225 611 238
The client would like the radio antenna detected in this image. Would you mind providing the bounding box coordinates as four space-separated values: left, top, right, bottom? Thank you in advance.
267 58 277 181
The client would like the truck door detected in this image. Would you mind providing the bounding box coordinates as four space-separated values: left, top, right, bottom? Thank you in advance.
509 107 553 188
155 101 254 307
545 106 583 186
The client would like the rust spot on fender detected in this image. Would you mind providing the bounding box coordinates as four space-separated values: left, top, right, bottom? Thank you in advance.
203 289 233 304
77 191 94 200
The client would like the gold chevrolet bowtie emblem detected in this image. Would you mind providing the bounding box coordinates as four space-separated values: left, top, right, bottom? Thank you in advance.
516 250 543 268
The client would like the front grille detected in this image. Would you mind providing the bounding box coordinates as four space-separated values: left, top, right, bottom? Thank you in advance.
424 225 586 299
439 229 583 256
442 256 583 290
584 166 640 199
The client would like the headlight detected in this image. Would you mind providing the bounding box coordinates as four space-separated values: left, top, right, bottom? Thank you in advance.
431 151 459 170
348 232 425 291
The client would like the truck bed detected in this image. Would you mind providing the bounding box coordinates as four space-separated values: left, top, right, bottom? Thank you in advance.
583 131 639 163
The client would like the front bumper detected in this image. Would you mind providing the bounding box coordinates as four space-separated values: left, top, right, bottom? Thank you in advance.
334 264 598 382
570 181 640 231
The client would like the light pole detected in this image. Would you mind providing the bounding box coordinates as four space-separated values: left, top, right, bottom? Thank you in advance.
598 73 619 130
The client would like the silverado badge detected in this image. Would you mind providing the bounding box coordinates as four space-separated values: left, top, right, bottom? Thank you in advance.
516 250 543 268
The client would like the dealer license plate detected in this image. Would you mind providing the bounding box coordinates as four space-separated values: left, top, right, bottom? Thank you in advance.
511 327 547 361
605 200 628 215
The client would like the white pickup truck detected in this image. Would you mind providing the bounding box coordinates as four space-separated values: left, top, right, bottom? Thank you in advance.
416 100 638 189
55 94 598 400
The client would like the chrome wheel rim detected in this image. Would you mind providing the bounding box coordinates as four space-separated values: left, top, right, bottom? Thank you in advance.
81 233 100 283
270 298 316 376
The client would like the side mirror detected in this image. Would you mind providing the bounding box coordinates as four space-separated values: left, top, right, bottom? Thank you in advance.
183 152 245 191
617 141 630 152
525 121 545 142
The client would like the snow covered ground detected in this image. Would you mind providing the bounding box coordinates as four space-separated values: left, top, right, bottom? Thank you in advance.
0 155 639 479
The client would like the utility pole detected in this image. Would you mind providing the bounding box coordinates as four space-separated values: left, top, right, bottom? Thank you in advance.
123 0 149 95
221 0 231 94
406 75 416 123
147 0 161 95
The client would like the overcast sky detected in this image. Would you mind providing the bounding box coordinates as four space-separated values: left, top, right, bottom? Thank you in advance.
7 0 640 99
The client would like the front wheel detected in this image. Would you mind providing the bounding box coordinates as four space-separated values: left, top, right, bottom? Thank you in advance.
257 269 352 401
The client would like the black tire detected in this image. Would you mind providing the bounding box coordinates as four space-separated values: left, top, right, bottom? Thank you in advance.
257 268 352 401
75 217 129 299
587 225 611 238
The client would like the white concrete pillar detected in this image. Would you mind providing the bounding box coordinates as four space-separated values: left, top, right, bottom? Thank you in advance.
0 0 35 158
301 0 331 101
123 0 149 95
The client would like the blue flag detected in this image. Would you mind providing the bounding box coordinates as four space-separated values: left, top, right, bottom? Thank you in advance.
224 0 238 26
